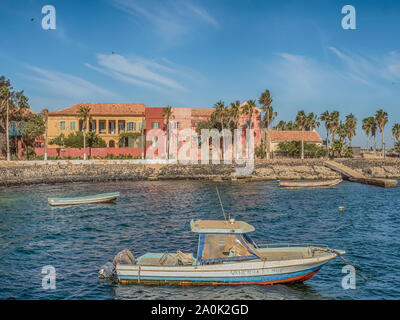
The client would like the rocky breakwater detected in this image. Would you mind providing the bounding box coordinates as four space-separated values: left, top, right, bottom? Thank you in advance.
337 158 400 179
1 158 399 186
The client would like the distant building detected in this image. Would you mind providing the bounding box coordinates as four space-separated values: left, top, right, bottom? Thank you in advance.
46 103 263 159
48 103 146 148
266 129 322 153
0 108 34 157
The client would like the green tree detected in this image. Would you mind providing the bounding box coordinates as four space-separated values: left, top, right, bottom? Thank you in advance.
285 120 297 130
337 122 347 144
162 105 175 159
259 90 276 129
20 114 45 159
395 141 400 153
306 112 320 131
213 100 228 131
77 105 91 160
329 111 340 144
345 113 357 147
241 100 258 129
319 110 331 150
392 123 400 142
375 109 388 157
229 100 241 130
295 110 308 160
362 117 372 150
0 76 30 160
41 108 49 160
259 90 275 160
50 131 106 148
274 120 286 130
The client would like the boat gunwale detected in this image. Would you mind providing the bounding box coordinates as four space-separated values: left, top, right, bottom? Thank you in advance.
116 249 339 273
48 192 120 202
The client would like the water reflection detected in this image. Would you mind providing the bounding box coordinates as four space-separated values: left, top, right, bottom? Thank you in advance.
0 180 399 299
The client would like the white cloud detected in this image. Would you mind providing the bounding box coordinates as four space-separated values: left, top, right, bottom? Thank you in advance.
109 0 218 42
24 65 116 99
86 53 189 91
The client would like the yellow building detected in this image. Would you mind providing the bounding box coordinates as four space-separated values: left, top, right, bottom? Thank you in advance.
48 103 146 147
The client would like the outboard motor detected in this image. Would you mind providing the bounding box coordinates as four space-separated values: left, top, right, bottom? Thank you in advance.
99 248 135 279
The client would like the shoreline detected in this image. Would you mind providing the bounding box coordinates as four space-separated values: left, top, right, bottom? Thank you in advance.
1 158 400 187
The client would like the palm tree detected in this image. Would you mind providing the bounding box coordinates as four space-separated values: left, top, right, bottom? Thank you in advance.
162 105 174 159
375 109 388 157
77 105 91 160
345 113 357 147
392 123 400 142
241 100 258 129
369 117 377 153
213 100 228 131
295 110 308 160
307 112 320 131
275 120 286 130
329 111 340 144
337 122 347 145
0 86 10 161
362 117 372 150
285 120 296 131
41 108 49 161
259 90 273 129
229 100 241 130
319 110 331 150
259 90 275 160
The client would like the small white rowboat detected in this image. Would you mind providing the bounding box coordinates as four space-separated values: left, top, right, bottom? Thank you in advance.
48 192 120 206
279 179 342 188
116 219 345 286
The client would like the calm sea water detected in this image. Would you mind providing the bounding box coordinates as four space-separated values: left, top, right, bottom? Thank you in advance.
0 179 399 299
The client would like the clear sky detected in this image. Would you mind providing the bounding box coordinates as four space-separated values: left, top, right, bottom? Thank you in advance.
0 0 399 147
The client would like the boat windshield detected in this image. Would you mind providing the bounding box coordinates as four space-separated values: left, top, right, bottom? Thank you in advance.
197 233 259 264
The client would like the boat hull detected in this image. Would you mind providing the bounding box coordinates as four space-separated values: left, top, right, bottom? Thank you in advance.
116 254 336 286
279 179 342 188
48 192 120 206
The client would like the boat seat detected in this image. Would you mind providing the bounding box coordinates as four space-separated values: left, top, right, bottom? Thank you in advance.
176 251 195 265
137 252 195 266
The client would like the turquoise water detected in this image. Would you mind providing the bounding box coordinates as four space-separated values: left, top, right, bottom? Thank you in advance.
0 180 399 299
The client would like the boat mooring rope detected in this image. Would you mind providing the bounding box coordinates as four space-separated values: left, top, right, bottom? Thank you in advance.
216 186 228 221
312 247 371 282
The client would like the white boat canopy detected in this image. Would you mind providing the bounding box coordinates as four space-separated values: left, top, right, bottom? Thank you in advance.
190 219 255 234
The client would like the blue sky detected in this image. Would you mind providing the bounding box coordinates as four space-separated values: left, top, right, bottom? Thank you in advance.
1 0 399 147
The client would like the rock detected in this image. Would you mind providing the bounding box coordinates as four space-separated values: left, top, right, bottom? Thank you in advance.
113 249 136 266
99 262 115 279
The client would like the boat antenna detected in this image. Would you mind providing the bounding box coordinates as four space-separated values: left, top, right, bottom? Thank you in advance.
216 186 228 221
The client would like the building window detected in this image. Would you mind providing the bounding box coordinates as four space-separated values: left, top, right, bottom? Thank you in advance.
127 122 136 131
151 121 160 129
99 121 106 134
109 121 116 134
60 121 66 131
70 121 76 131
138 121 142 131
118 120 125 133
89 120 96 132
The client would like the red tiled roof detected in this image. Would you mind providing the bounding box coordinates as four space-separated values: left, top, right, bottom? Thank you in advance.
267 130 322 142
49 103 146 116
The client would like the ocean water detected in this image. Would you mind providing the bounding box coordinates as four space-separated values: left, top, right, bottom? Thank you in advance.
0 180 399 300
